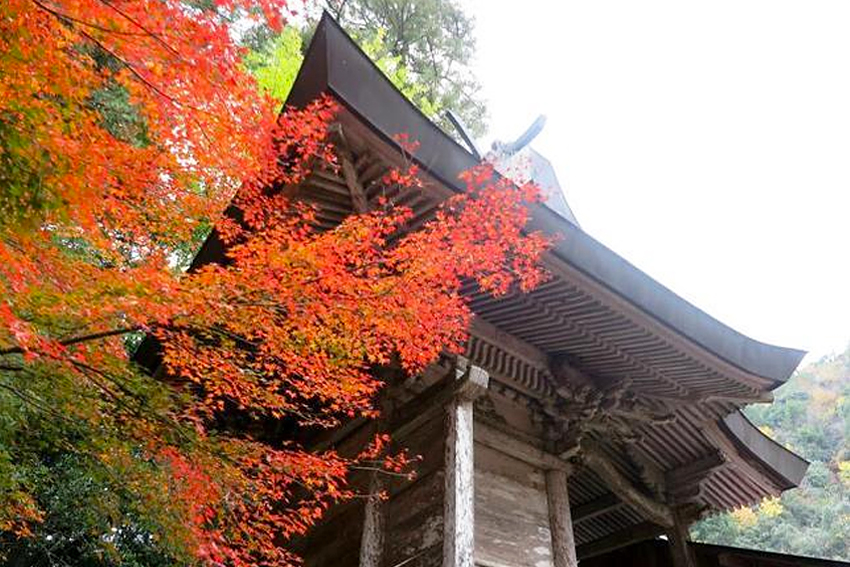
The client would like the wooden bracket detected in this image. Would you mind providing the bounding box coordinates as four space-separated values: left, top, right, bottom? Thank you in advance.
549 354 599 393
454 355 489 402
582 441 674 528
666 451 725 503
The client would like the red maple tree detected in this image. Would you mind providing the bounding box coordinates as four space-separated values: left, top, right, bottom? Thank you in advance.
0 1 550 565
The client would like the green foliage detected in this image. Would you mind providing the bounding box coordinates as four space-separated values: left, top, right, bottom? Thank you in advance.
245 1 487 135
322 0 487 136
244 26 305 103
0 117 53 227
0 359 197 566
89 84 150 148
357 30 441 119
691 349 850 560
246 22 445 126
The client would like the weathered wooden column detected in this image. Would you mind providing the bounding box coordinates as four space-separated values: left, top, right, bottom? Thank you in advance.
545 469 578 567
443 356 489 567
358 472 385 567
667 508 696 567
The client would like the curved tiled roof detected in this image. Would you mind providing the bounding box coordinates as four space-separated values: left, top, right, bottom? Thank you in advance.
281 13 810 531
289 13 805 387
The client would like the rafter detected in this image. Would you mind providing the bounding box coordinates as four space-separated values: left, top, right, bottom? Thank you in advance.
540 251 778 395
572 493 623 524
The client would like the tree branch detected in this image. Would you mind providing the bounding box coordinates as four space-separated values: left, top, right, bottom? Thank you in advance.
93 0 182 58
0 326 140 356
31 0 149 37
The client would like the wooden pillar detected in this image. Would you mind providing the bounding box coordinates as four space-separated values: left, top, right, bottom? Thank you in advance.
443 357 488 567
667 509 696 567
359 473 385 567
545 469 578 567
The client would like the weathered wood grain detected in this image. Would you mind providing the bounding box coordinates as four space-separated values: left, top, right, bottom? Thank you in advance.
444 395 477 567
474 461 553 567
475 421 571 472
582 442 674 528
385 470 444 567
546 469 578 567
668 508 696 567
359 473 385 567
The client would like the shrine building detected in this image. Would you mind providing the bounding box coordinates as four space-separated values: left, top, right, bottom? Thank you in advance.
170 13 826 567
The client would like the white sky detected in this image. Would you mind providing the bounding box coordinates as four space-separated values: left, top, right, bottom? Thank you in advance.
465 0 850 361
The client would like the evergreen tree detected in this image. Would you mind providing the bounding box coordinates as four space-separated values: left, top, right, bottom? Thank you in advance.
692 349 850 561
322 0 487 136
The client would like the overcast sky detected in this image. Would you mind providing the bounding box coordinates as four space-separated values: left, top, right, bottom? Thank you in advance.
464 0 850 361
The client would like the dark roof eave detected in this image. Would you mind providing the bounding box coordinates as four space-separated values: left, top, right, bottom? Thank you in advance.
533 208 807 386
721 411 809 490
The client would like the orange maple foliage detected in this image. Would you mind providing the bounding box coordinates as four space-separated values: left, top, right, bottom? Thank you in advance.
0 1 550 565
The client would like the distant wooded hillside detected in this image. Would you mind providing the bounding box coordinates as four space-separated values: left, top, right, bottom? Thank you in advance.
691 348 850 560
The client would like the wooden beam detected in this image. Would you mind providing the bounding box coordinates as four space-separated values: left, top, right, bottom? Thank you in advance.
717 552 751 567
358 473 385 567
443 358 488 567
667 451 724 488
470 317 550 370
475 421 571 472
701 420 786 493
545 469 578 567
310 416 368 453
341 155 369 213
576 521 665 560
572 493 622 523
582 442 674 527
627 445 667 499
389 357 475 442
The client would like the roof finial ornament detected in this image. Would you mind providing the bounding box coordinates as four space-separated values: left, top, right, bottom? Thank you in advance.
493 114 547 156
489 115 581 226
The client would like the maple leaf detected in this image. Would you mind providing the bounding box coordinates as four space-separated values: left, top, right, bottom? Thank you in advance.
0 2 551 565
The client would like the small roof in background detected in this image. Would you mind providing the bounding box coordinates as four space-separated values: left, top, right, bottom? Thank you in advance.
491 145 581 226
